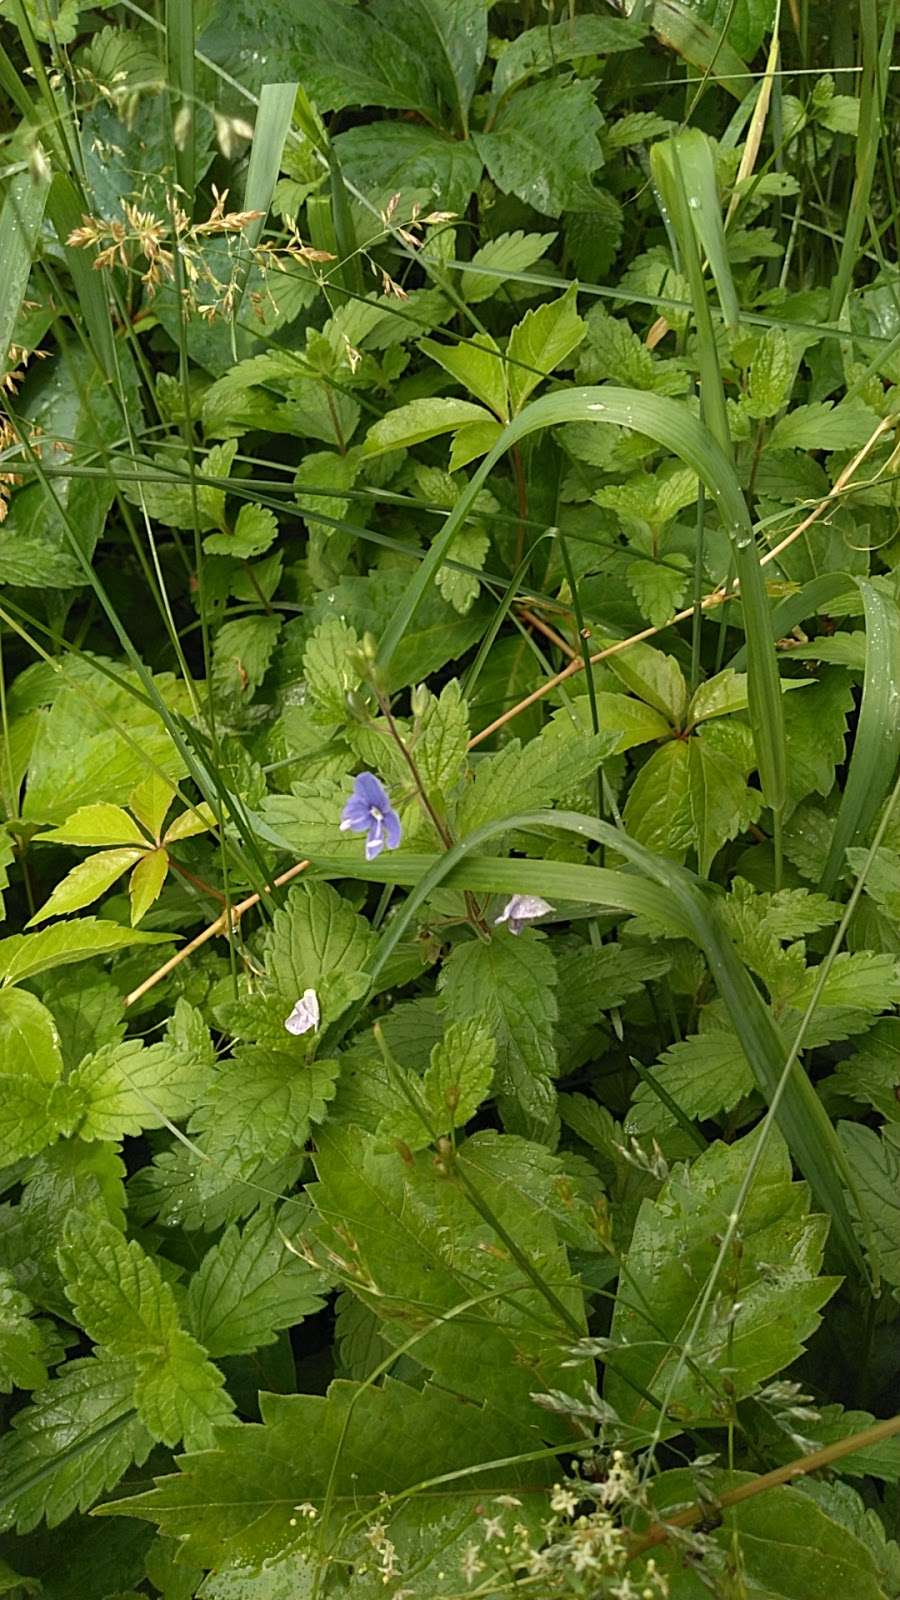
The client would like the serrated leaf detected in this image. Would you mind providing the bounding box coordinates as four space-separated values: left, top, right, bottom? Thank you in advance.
0 1272 47 1393
264 881 375 1025
832 1019 900 1122
420 332 509 419
28 847 143 925
204 502 278 561
438 932 558 1133
0 987 62 1081
59 1215 233 1450
507 284 586 412
626 554 691 628
474 77 605 217
627 1030 753 1138
0 919 173 987
37 803 146 847
435 522 490 614
163 802 217 843
99 1376 552 1581
186 1203 329 1357
689 732 755 874
302 616 361 723
457 722 615 834
70 1037 213 1141
606 1130 839 1427
192 1048 341 1169
128 849 169 925
413 680 469 794
747 326 799 418
0 1353 152 1533
768 398 881 451
838 1121 900 1289
363 396 491 456
305 1125 585 1423
211 615 282 702
492 14 643 99
593 692 672 753
622 739 693 860
687 667 750 723
606 639 688 723
461 230 557 303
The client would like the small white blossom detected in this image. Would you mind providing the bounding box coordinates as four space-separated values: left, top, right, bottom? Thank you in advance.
494 895 554 935
284 988 320 1036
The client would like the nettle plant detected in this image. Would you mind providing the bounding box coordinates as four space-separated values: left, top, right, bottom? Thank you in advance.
2 0 900 1596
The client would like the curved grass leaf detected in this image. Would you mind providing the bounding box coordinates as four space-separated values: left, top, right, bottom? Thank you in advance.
820 581 900 894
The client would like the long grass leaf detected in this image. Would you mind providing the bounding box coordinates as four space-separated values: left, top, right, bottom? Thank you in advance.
300 808 867 1277
231 82 297 326
377 385 784 809
820 580 900 893
0 168 50 382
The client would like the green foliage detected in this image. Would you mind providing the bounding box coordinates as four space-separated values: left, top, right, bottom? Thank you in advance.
2 2 900 1593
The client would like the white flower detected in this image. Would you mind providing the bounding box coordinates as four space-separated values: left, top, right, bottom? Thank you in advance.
494 895 554 935
284 988 320 1036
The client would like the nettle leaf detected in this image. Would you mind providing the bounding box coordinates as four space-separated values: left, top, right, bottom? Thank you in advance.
211 615 282 702
626 1030 753 1139
0 987 62 1080
838 1121 900 1289
101 1378 552 1584
768 398 881 452
648 1468 886 1600
783 951 900 1047
461 229 557 303
59 1214 233 1449
302 615 362 724
605 1129 839 1428
377 1016 496 1150
438 931 558 1134
506 284 586 412
492 13 643 100
412 680 469 795
0 1353 153 1533
626 554 691 629
264 880 375 1026
69 1037 213 1141
192 1048 341 1170
204 502 278 560
457 722 615 833
832 1019 900 1122
336 119 484 212
304 1124 585 1425
186 1203 329 1358
0 1271 48 1393
747 326 800 419
474 76 605 216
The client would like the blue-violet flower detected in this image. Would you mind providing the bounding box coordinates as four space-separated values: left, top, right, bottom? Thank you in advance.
494 895 554 935
340 771 401 861
284 988 320 1036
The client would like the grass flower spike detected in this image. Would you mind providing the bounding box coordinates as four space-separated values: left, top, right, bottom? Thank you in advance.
340 772 401 861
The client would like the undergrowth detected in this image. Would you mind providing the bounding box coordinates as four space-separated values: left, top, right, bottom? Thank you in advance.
0 0 900 1595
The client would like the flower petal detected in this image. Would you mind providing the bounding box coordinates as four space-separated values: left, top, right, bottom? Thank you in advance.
284 987 320 1035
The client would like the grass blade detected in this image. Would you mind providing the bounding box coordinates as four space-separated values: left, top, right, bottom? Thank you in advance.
820 580 900 893
0 168 50 382
231 82 297 326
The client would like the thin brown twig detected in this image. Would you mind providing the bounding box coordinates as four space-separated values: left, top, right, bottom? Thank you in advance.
123 857 310 1008
517 606 580 660
626 1411 900 1561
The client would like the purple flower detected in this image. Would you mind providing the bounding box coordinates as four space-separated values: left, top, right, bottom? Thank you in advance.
340 771 401 861
494 895 554 935
284 988 320 1036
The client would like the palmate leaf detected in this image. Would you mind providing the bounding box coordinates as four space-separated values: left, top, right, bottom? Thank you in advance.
0 919 172 987
605 1129 839 1428
99 1378 553 1589
303 1124 586 1431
